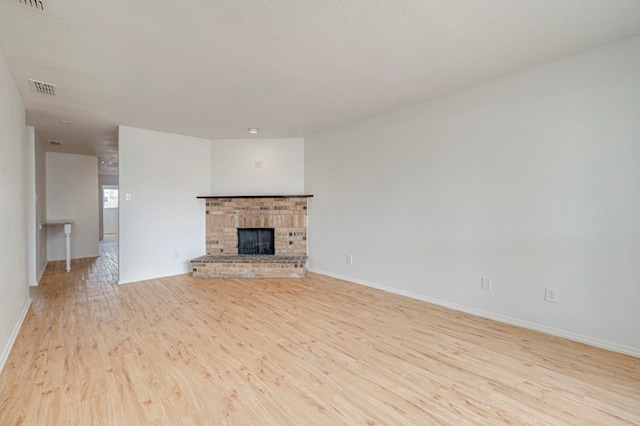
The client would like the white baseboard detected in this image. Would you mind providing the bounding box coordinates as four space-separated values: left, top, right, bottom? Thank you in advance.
308 268 640 358
118 269 190 285
0 297 32 374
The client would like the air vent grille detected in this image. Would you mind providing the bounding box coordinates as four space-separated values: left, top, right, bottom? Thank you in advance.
13 0 44 12
47 140 62 146
29 79 56 96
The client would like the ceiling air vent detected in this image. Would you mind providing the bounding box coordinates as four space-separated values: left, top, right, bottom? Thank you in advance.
13 0 45 12
29 79 56 96
47 140 62 146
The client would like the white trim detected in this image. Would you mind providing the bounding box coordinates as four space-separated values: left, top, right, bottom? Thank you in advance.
30 260 48 286
118 270 190 285
0 298 32 374
34 261 47 286
308 268 640 358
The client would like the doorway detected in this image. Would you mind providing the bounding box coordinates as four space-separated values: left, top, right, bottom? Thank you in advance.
102 185 119 236
100 184 119 283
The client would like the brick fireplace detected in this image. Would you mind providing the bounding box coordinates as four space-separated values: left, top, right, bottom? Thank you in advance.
190 195 312 278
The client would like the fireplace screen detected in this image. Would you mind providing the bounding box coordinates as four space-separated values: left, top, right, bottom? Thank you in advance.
237 228 275 255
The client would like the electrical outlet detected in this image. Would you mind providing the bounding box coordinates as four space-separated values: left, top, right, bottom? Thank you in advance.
173 251 179 259
545 286 558 303
481 276 492 291
345 253 353 264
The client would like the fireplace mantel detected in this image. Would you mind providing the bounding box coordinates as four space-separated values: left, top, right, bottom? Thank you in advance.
197 195 313 199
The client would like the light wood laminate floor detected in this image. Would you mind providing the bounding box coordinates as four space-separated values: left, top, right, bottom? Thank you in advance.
0 240 638 425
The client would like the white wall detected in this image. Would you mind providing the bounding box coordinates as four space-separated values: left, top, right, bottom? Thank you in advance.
34 131 47 282
46 152 99 260
305 36 640 357
26 127 48 286
119 126 211 284
103 206 118 234
211 138 304 195
26 127 36 285
0 47 30 373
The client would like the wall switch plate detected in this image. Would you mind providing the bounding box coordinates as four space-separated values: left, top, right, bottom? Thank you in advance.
346 253 353 264
545 286 558 303
481 276 492 291
254 160 262 169
125 192 132 201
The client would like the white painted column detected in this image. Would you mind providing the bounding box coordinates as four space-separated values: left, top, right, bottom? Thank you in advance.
64 223 71 272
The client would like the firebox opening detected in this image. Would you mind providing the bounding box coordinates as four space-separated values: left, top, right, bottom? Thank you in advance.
238 228 275 255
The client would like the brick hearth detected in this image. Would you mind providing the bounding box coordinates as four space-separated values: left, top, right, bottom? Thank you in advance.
191 254 308 279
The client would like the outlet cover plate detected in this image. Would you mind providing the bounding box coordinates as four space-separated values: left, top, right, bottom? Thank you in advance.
545 286 558 303
481 276 492 291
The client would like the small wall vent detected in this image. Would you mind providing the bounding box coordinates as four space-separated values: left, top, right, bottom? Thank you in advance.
12 0 45 12
47 140 62 146
29 79 56 96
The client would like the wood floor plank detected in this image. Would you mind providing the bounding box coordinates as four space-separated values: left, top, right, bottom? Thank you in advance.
0 237 638 424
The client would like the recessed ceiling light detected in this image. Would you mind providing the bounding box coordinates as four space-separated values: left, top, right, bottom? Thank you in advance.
247 127 259 134
58 120 71 125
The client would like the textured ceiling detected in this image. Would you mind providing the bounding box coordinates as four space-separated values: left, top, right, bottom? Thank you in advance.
1 0 640 174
